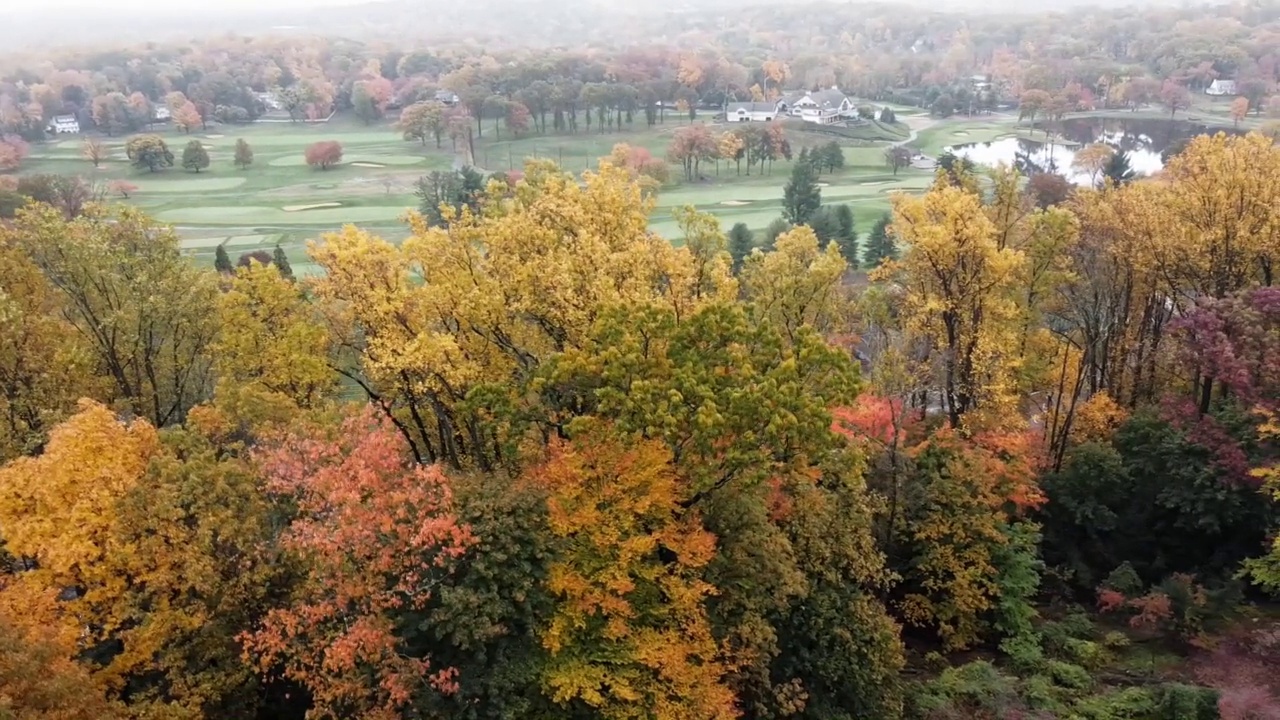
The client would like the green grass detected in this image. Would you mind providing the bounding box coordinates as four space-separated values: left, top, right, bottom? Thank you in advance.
17 112 945 271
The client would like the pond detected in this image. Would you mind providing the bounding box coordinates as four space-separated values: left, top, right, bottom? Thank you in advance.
945 117 1241 184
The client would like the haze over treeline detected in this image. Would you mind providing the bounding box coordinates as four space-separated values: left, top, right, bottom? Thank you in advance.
0 0 1261 50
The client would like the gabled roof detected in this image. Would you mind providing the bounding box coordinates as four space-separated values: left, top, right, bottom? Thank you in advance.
805 88 850 109
727 102 778 113
780 88 850 110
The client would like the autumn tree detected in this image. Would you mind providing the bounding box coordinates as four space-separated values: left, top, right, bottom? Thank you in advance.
1159 80 1193 118
1230 97 1250 128
741 225 849 340
893 430 1044 650
1102 149 1137 185
124 134 173 172
304 140 343 170
0 234 99 460
234 138 254 169
1018 89 1052 128
246 408 474 719
0 401 287 716
1072 143 1115 187
532 427 736 720
181 139 210 172
875 174 1034 429
0 135 29 172
173 101 202 133
0 586 123 719
398 100 446 146
81 137 107 168
213 260 333 424
8 204 218 426
107 179 136 198
668 123 717 181
308 161 732 469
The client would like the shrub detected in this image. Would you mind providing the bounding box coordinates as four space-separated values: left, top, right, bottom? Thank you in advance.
1046 660 1093 691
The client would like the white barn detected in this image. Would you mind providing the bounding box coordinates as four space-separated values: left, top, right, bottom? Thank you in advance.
1206 79 1237 96
48 115 80 134
726 101 779 122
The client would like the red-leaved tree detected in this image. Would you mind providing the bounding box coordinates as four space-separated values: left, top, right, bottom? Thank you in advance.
245 407 474 719
304 140 344 170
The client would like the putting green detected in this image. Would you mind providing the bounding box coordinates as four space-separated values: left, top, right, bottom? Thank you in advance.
157 205 407 224
268 153 424 167
131 176 248 192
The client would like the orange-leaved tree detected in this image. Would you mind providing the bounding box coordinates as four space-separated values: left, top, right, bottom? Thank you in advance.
246 406 475 720
530 425 737 720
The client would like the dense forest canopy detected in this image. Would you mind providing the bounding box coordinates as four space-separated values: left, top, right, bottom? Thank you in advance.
2 0 1280 719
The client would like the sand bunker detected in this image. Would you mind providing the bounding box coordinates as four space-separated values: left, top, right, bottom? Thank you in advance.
351 162 386 168
817 182 831 187
951 130 970 136
282 202 342 212
860 180 893 186
720 200 751 206
205 134 225 139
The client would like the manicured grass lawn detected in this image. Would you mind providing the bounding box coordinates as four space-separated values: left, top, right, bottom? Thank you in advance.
16 112 947 272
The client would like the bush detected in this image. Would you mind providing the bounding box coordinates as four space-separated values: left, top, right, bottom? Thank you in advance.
1001 632 1046 673
1046 660 1093 691
1101 631 1131 651
1063 638 1109 669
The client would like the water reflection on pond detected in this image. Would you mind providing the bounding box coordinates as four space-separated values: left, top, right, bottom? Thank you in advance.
945 117 1241 185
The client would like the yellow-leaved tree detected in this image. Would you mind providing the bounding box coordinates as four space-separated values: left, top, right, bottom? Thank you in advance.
874 176 1027 430
7 204 218 427
308 160 735 470
740 224 850 343
0 233 102 460
213 260 335 428
0 401 288 717
531 424 737 720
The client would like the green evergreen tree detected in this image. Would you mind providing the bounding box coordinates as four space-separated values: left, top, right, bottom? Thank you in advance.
273 245 295 280
824 141 845 173
879 106 897 124
797 145 810 170
728 222 754 273
782 156 822 226
762 218 790 252
833 204 858 269
181 140 210 173
863 213 897 268
214 243 233 274
1102 149 1137 186
809 206 842 246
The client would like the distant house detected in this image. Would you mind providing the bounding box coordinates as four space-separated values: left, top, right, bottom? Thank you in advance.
254 91 283 111
48 114 80 134
726 101 779 122
435 90 460 105
153 106 171 121
1206 79 1237 96
778 87 856 125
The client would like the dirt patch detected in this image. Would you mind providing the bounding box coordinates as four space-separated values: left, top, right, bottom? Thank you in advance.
351 162 386 168
282 202 342 212
719 200 751 206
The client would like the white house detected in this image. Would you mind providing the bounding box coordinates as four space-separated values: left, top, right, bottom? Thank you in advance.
726 102 779 122
48 115 80 134
153 106 171 121
1206 79 1237 96
254 91 283 111
778 88 856 125
435 90 461 105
